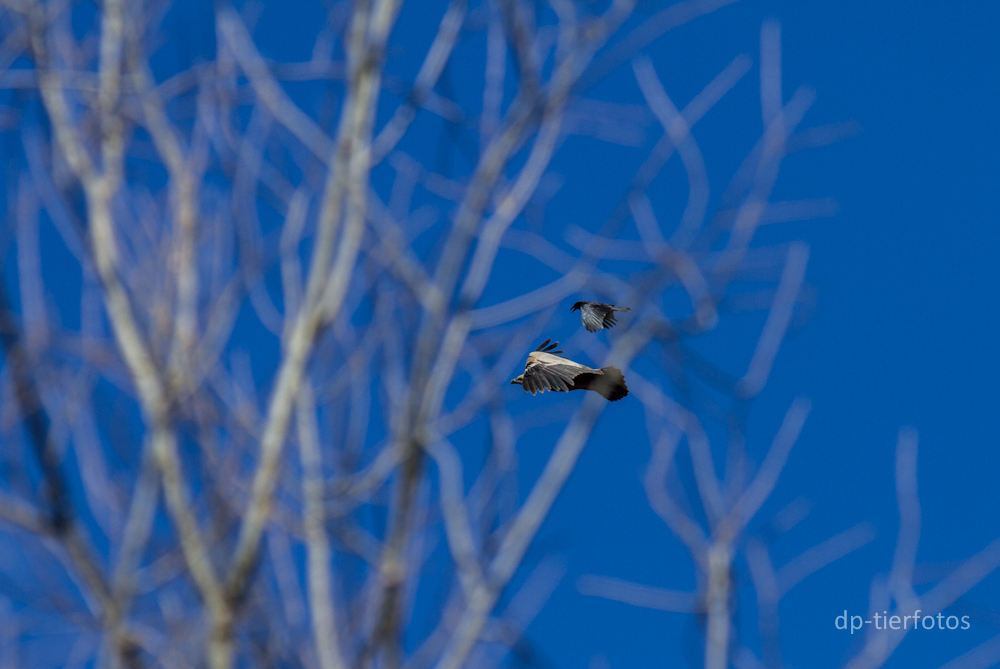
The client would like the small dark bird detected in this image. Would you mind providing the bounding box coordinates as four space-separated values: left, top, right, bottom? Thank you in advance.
571 301 631 332
510 339 629 402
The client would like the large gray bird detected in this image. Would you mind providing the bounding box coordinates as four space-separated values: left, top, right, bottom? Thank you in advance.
571 301 631 332
510 339 629 401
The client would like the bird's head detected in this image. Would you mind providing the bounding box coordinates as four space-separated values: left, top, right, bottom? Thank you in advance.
570 301 585 312
510 374 524 386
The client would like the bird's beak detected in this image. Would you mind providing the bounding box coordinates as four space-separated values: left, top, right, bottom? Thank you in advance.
510 379 517 384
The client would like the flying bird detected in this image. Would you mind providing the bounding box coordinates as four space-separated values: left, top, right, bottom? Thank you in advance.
510 339 629 402
571 301 631 332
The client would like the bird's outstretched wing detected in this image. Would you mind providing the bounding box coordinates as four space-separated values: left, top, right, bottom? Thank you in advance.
534 338 564 354
512 344 629 401
579 303 610 332
573 301 631 332
521 361 583 395
599 309 621 331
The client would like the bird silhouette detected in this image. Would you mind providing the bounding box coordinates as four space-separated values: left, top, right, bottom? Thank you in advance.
510 339 629 401
571 301 631 332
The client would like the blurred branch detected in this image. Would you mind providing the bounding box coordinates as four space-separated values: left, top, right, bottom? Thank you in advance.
735 243 809 398
775 522 876 595
297 383 348 669
0 269 115 647
217 11 336 163
632 57 710 250
579 0 741 91
371 0 468 162
938 634 1000 669
0 2 933 669
577 575 696 613
435 326 650 669
888 427 920 607
127 51 204 395
720 398 811 543
842 431 1000 669
224 0 402 610
424 438 485 597
26 0 231 664
745 539 781 669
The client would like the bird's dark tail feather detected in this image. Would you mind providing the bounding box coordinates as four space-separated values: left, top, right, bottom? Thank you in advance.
595 366 629 401
612 306 631 312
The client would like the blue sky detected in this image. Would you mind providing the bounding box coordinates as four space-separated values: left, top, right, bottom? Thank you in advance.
3 1 1000 667
502 1 1000 667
